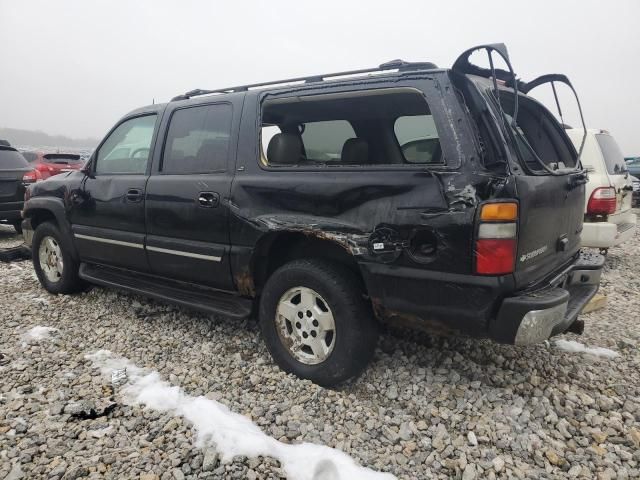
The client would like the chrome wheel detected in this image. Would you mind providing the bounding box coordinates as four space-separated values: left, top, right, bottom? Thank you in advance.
38 236 63 283
275 286 336 365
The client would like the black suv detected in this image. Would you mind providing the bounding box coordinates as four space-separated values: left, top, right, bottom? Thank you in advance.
22 44 603 386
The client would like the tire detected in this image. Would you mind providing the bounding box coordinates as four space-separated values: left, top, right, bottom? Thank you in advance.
32 221 83 294
12 221 22 234
259 259 378 386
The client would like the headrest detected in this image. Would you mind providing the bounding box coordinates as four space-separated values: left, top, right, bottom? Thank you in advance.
341 138 368 164
267 133 302 165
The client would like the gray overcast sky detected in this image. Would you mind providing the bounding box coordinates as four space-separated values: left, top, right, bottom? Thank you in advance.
1 0 639 153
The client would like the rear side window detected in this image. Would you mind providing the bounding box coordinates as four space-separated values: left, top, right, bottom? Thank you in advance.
0 148 29 169
162 103 232 174
96 115 157 174
260 89 442 167
595 134 627 175
394 115 441 164
301 121 355 162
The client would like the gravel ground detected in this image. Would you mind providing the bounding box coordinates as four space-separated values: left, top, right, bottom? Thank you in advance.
1 216 639 480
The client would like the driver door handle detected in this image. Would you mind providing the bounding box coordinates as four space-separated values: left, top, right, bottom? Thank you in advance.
198 191 219 208
126 188 143 203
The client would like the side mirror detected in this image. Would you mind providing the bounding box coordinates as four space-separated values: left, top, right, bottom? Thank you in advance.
81 159 95 179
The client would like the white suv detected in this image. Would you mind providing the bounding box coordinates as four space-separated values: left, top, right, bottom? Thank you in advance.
566 129 637 252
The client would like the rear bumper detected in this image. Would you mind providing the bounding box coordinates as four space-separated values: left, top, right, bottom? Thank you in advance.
0 201 23 222
582 213 637 248
489 251 604 345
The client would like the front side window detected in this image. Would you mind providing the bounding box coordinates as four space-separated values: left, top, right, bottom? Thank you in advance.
260 89 442 167
96 115 156 174
162 103 232 174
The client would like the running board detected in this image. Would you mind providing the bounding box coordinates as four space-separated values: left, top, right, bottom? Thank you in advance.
79 263 252 319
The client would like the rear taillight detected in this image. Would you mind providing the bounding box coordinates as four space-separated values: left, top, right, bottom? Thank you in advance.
35 163 55 173
587 187 616 215
22 169 42 185
476 202 518 275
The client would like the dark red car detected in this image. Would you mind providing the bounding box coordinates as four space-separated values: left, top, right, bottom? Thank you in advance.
22 151 85 179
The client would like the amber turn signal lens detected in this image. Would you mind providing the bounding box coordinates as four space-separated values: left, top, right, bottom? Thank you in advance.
480 202 518 221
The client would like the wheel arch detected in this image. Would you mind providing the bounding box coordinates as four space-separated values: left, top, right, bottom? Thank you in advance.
24 198 79 261
248 230 367 297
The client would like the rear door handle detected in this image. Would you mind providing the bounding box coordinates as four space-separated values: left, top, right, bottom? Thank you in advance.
198 191 219 208
126 188 143 202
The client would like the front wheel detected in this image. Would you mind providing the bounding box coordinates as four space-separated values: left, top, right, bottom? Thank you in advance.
32 221 83 294
259 259 378 386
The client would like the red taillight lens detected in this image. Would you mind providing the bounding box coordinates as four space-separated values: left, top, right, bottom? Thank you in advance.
475 202 518 275
587 187 616 215
476 239 516 275
36 163 56 173
22 169 42 184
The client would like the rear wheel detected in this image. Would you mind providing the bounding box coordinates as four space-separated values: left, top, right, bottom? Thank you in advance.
259 259 378 386
32 222 83 294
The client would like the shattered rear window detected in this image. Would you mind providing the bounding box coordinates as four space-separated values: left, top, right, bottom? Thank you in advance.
394 115 442 164
301 121 356 162
261 88 443 167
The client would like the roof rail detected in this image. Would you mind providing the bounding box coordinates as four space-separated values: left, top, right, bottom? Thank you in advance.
171 60 438 101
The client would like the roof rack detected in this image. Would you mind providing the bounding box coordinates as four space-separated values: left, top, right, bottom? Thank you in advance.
171 59 438 101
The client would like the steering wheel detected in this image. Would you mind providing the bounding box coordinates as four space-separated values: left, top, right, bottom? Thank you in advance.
131 148 150 159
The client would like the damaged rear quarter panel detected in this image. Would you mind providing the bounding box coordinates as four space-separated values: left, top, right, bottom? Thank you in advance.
229 72 515 333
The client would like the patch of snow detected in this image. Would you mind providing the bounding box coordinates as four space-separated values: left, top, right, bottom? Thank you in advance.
33 296 50 306
554 339 619 359
23 326 58 341
86 350 395 480
87 425 114 438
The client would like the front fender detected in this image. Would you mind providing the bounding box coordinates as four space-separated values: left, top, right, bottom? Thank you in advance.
23 197 79 262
